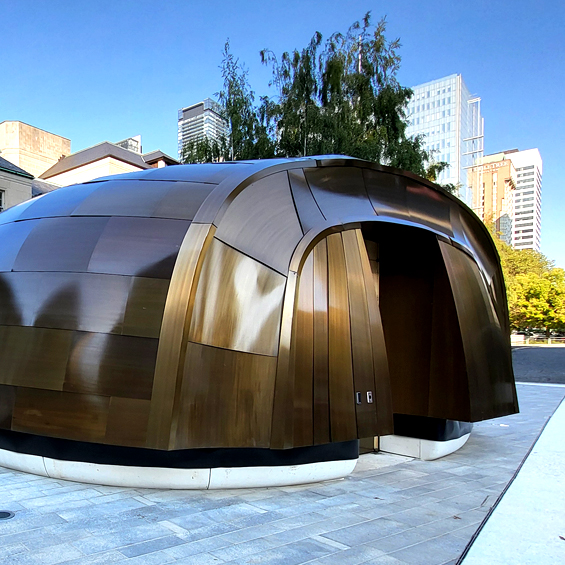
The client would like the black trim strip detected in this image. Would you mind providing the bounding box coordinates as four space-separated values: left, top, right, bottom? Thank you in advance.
0 430 358 469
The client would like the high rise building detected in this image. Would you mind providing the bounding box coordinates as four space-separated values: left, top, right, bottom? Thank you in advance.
468 154 516 245
505 148 542 251
469 148 542 251
0 121 71 178
177 98 228 160
405 74 484 205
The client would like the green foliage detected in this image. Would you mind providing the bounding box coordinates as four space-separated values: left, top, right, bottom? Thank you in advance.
182 13 433 176
492 236 565 336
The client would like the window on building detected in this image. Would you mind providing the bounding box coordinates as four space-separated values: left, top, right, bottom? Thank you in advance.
0 190 3 212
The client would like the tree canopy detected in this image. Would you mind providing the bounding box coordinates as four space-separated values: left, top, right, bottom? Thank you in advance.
493 238 565 336
182 13 450 187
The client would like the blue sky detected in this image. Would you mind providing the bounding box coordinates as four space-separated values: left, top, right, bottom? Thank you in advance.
2 0 564 266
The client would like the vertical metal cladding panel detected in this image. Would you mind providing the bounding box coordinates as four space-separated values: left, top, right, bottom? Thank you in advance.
326 233 357 442
290 252 314 447
356 231 393 435
147 223 215 449
176 342 277 448
439 242 517 421
341 230 378 438
312 239 330 445
427 244 470 420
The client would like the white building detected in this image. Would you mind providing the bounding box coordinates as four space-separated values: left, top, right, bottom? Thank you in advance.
177 99 228 160
405 74 484 205
504 148 542 251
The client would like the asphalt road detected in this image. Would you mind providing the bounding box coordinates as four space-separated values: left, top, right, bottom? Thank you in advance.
512 346 565 384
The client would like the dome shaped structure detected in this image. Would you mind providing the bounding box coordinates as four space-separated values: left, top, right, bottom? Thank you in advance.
0 157 517 488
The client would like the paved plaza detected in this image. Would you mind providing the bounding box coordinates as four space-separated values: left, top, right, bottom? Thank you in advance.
0 348 564 564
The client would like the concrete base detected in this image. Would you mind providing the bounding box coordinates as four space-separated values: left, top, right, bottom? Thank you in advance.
0 447 357 489
379 433 471 461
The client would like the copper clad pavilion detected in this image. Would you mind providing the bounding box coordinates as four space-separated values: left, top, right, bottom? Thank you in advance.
0 157 517 488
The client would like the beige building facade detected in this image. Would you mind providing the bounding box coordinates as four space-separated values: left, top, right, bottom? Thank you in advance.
469 153 516 245
0 121 70 178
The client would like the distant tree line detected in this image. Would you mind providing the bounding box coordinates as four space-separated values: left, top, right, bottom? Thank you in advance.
181 13 454 192
492 236 565 337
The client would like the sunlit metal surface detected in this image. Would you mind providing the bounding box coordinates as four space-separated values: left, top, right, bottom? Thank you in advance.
0 157 517 454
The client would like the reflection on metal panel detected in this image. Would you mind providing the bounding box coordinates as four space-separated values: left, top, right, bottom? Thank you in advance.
152 182 215 220
12 388 109 442
326 233 356 442
406 181 453 236
288 169 326 234
291 252 314 447
123 278 169 338
0 221 40 272
72 180 172 217
13 217 109 273
363 169 410 220
88 217 190 279
440 241 517 420
147 223 215 450
0 326 73 390
189 238 286 357
305 167 376 220
64 332 158 400
0 272 131 334
342 230 378 438
312 239 330 445
177 342 277 448
214 171 303 274
19 183 100 220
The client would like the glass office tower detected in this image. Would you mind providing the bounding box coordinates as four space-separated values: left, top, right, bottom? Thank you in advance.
177 98 228 160
405 74 484 206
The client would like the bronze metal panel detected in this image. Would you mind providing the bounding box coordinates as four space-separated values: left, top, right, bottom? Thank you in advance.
305 167 376 220
0 326 73 390
357 231 393 434
428 246 470 420
71 180 171 217
0 220 39 272
147 223 215 449
12 388 109 442
87 217 190 279
291 252 314 447
326 233 357 442
152 182 216 220
13 217 110 273
363 169 410 221
123 277 169 338
64 332 158 400
214 171 303 274
19 183 100 220
105 397 151 447
342 230 378 438
439 242 517 421
312 239 330 444
176 342 277 448
269 270 298 449
0 385 16 429
406 181 453 237
288 169 326 234
0 272 130 335
189 238 286 357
